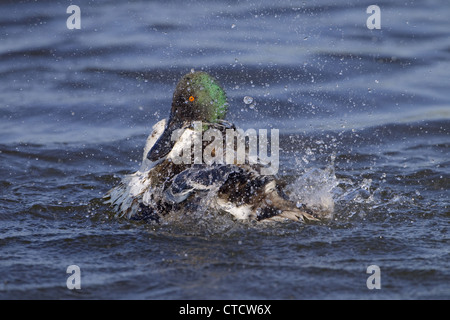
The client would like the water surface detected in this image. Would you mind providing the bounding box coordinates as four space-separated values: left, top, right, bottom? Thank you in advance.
0 0 449 299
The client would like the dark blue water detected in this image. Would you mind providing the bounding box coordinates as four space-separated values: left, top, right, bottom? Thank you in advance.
0 0 448 299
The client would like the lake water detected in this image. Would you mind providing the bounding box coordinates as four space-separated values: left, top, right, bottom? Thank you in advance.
0 0 448 299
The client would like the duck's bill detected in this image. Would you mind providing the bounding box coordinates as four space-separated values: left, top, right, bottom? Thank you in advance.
147 123 177 162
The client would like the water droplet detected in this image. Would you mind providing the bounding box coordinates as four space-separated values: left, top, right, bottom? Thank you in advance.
243 96 253 104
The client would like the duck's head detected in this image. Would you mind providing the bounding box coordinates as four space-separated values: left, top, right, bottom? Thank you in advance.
170 71 228 124
147 71 228 161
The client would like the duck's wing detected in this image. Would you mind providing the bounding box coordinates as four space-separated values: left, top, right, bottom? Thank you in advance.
216 167 319 223
163 164 240 204
163 162 319 223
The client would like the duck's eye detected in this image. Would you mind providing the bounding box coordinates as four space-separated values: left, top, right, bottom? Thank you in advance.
188 96 195 102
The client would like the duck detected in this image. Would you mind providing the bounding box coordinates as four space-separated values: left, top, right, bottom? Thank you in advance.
104 71 318 223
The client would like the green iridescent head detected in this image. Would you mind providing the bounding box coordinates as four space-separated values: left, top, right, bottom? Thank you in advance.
170 71 228 124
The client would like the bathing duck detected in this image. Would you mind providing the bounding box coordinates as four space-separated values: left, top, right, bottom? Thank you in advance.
104 71 318 223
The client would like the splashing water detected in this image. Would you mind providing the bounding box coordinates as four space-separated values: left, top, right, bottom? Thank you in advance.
283 158 418 224
243 96 254 104
286 165 338 220
283 149 395 223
